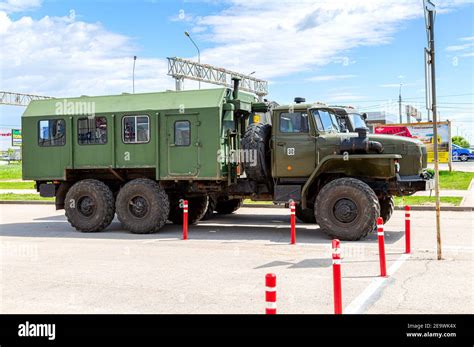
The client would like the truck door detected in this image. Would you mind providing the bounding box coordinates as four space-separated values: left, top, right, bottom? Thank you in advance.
166 114 200 176
273 110 316 177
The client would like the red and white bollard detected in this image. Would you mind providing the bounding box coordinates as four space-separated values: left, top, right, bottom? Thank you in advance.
265 273 277 315
290 201 296 244
182 200 188 240
332 239 342 314
405 205 411 254
377 217 387 277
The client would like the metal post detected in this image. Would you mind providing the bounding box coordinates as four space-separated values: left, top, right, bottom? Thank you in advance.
132 56 137 94
290 201 296 245
425 0 442 260
399 83 403 124
377 217 387 277
265 274 277 314
332 239 342 314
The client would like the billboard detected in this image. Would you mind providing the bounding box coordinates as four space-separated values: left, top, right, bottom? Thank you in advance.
374 121 451 163
12 129 22 147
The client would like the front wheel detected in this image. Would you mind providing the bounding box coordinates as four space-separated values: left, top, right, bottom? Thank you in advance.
460 154 468 162
315 178 380 241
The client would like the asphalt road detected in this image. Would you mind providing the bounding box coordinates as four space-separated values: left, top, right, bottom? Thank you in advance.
0 205 472 314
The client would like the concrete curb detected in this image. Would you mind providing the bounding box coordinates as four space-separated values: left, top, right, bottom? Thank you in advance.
241 204 473 211
0 200 54 205
0 201 472 211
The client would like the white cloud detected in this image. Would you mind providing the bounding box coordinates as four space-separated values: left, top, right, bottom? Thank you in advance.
192 0 471 79
0 10 173 97
0 0 41 13
306 74 357 82
446 42 474 51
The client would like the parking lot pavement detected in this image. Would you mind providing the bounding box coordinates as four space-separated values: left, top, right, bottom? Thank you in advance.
0 205 472 314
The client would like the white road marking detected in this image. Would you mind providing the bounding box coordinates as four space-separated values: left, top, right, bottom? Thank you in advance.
344 253 411 314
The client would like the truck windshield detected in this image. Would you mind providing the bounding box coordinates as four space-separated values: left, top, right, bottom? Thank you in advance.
312 110 340 133
348 113 367 129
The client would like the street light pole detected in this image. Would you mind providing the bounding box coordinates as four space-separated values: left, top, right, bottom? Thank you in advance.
399 83 403 123
424 0 442 260
132 56 137 94
184 31 201 89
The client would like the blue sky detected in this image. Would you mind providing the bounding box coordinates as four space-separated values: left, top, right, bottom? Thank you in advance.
0 0 473 141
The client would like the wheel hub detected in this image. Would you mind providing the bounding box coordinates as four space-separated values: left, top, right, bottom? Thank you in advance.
78 196 95 217
333 198 358 223
129 196 149 218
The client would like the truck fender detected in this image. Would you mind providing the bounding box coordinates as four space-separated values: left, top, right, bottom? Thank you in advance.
300 154 402 209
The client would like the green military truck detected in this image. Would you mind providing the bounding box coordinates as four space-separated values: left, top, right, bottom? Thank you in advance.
22 81 433 240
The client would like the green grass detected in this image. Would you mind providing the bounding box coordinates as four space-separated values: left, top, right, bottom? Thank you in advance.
0 193 53 201
0 163 22 180
394 196 462 207
438 171 474 190
243 199 273 205
0 181 35 189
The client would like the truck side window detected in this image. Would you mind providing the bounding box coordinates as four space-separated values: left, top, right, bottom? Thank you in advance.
279 112 308 133
174 121 191 146
38 119 66 147
123 115 150 143
78 117 107 145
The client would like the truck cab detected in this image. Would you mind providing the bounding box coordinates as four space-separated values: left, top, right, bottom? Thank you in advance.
241 97 434 240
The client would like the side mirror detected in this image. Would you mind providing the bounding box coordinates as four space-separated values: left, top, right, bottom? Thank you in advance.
362 113 368 120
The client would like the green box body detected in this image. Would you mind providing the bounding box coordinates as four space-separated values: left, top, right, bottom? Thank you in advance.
22 88 254 181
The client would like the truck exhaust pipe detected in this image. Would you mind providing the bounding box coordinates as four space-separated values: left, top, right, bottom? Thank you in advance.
232 76 241 100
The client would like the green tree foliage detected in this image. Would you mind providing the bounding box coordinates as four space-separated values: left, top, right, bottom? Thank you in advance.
452 136 470 148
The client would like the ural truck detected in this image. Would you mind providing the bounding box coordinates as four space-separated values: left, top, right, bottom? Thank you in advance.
22 81 433 240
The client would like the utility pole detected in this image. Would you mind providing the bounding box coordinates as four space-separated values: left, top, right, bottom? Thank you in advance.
399 83 403 123
132 56 137 94
424 0 442 260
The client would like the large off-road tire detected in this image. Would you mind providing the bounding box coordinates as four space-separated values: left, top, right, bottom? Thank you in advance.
65 179 115 232
295 203 316 223
315 178 380 241
241 123 272 182
168 195 209 225
116 178 169 234
215 198 243 215
201 195 217 221
379 196 394 224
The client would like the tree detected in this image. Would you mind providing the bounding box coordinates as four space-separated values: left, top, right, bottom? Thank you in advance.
452 136 470 149
6 148 14 164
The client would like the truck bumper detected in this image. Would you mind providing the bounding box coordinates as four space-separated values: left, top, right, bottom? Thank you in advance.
395 174 435 195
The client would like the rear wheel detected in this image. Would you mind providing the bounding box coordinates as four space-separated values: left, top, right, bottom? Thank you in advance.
168 195 209 225
65 179 115 232
315 178 380 241
215 198 243 215
116 178 169 234
201 195 217 221
379 196 394 224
